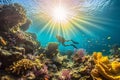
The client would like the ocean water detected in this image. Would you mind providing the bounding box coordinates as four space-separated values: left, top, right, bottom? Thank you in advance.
1 0 120 55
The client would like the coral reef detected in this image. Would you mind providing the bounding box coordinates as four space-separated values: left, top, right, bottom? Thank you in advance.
0 47 24 69
0 3 120 80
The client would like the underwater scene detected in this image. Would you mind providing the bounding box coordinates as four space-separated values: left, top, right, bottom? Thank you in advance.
0 0 120 80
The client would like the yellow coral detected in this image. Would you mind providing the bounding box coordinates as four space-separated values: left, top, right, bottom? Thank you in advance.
91 69 102 80
91 52 120 80
7 59 36 75
34 58 43 68
111 61 120 74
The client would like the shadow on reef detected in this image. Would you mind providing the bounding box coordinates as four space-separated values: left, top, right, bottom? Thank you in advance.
0 3 120 80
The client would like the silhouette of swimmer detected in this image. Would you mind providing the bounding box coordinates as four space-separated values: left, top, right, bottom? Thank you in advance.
56 35 79 48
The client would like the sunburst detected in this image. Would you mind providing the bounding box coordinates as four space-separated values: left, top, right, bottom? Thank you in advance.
36 0 105 39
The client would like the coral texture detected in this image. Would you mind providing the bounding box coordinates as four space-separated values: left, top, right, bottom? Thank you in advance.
91 52 120 80
8 59 36 75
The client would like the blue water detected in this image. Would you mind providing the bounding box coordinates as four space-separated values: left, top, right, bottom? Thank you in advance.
1 0 120 54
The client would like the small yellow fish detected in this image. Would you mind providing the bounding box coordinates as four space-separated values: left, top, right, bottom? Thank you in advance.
0 37 7 46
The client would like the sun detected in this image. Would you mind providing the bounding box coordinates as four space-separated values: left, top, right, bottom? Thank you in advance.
52 6 68 23
38 0 103 38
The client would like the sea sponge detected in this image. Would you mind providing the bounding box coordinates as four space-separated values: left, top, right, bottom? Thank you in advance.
91 52 120 80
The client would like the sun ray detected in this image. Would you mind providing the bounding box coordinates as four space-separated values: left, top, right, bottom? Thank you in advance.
39 19 52 34
73 16 103 30
71 20 92 35
34 0 110 38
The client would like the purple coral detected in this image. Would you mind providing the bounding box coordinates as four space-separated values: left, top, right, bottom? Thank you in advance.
33 65 49 79
72 49 86 62
40 65 48 74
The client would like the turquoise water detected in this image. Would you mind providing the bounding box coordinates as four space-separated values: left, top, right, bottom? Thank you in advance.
1 0 120 54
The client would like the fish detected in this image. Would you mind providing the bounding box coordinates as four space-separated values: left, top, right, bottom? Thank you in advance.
107 36 111 40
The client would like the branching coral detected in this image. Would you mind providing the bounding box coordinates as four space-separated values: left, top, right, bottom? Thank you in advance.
91 52 120 80
7 59 36 75
0 3 27 32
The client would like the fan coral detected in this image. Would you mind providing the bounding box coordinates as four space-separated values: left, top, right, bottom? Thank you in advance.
0 3 27 32
7 59 35 75
91 52 120 80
